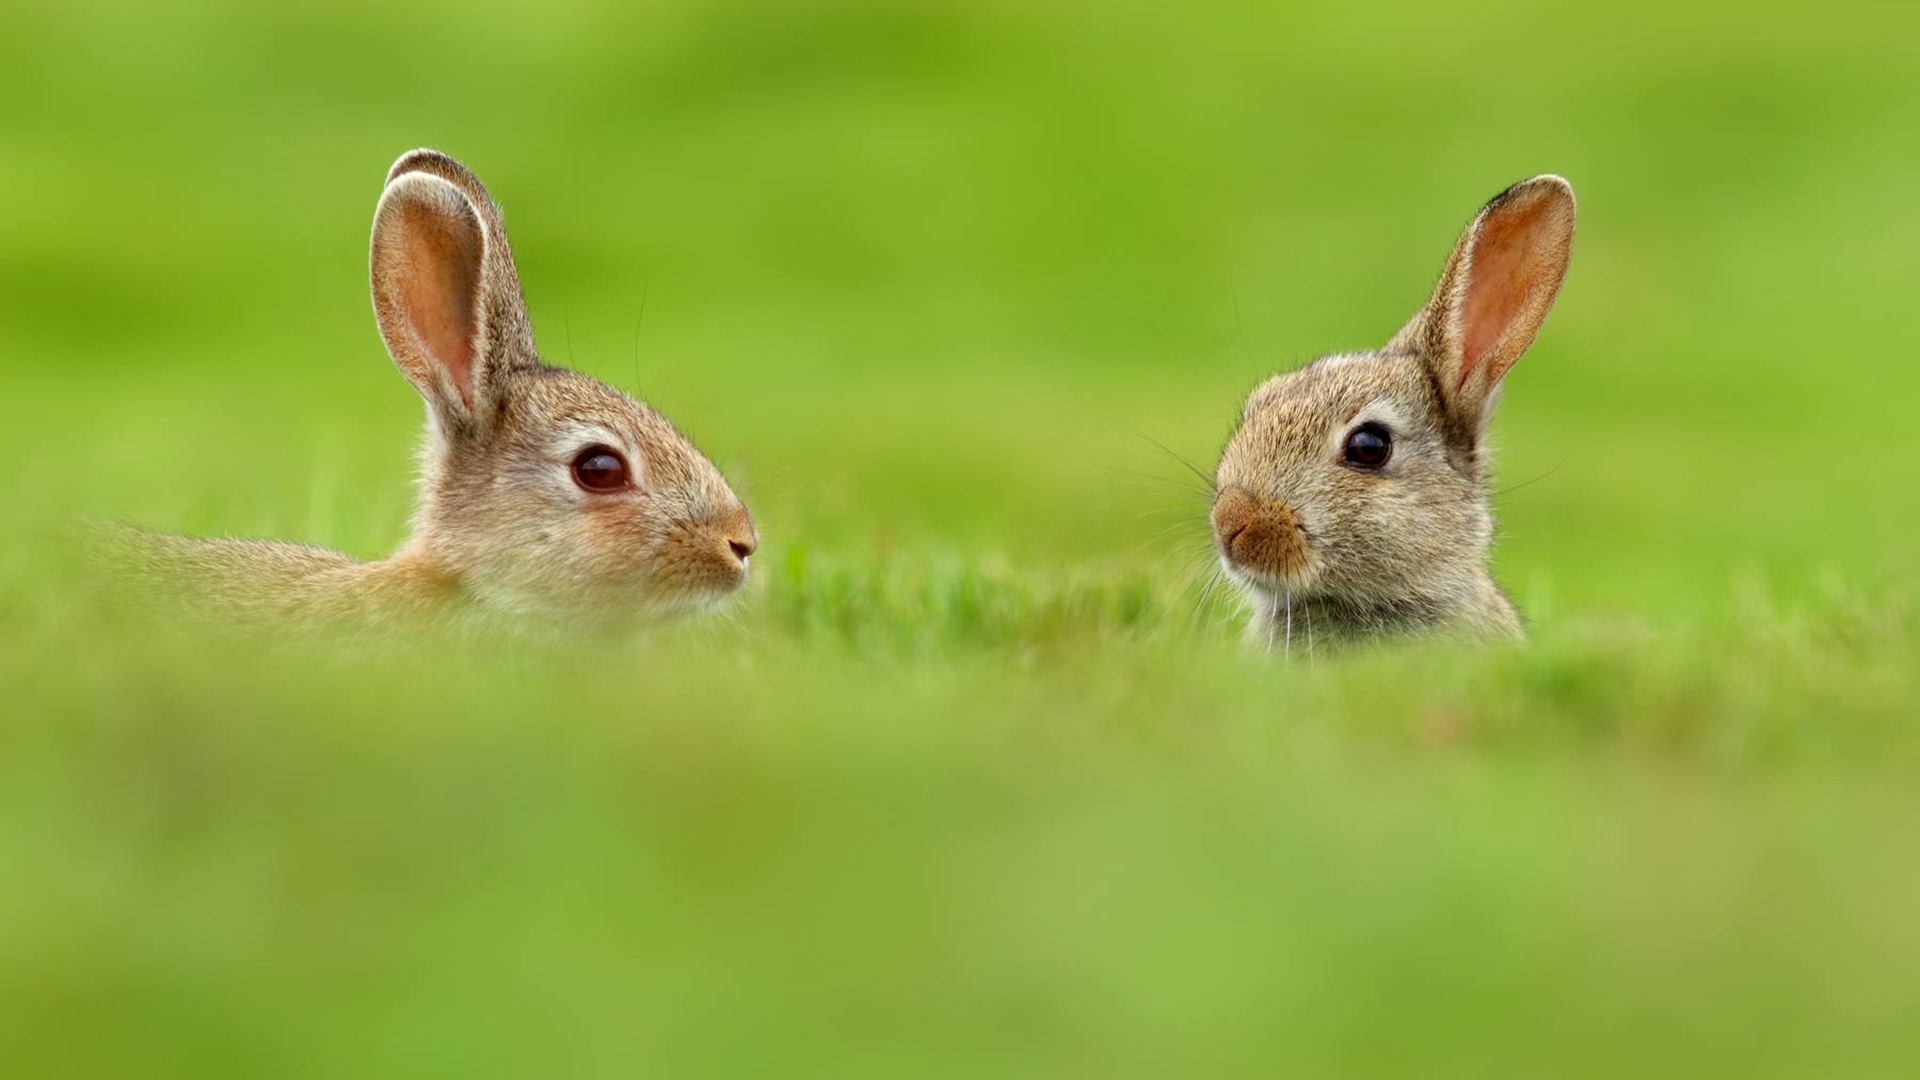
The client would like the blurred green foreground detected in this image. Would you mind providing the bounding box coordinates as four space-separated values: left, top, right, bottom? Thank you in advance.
3 1 1918 1076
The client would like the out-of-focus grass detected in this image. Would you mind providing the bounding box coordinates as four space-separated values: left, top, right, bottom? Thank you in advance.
7 573 1920 1078
3 0 1919 1076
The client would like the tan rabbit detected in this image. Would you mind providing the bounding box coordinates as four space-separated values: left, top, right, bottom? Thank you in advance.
123 149 757 632
1209 176 1575 645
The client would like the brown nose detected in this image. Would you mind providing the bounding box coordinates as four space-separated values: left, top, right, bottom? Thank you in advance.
1210 486 1308 578
721 504 758 564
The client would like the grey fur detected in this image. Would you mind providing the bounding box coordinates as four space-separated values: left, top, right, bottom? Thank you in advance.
1210 177 1576 647
117 150 756 635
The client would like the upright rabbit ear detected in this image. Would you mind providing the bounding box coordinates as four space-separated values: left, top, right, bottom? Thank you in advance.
369 150 537 433
1393 176 1576 443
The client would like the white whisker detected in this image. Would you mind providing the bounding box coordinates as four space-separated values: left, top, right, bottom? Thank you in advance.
1283 588 1294 663
1304 594 1315 668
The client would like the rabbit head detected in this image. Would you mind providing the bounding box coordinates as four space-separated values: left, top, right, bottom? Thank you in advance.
370 150 756 625
1209 176 1575 642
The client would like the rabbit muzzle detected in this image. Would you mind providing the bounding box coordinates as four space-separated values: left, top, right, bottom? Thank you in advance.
670 499 758 598
1211 486 1312 582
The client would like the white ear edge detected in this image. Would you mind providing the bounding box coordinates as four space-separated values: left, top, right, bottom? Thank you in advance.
1455 175 1576 386
1397 174 1576 441
369 172 491 417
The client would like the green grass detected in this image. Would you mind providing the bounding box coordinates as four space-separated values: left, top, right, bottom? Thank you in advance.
5 1 1920 1076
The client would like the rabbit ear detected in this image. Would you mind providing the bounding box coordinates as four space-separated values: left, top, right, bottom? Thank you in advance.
369 150 537 432
1394 176 1575 441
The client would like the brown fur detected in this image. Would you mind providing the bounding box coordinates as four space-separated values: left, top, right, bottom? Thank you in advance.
121 150 756 634
1210 176 1576 647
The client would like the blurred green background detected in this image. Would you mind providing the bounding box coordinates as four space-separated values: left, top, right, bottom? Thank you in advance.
3 1 1918 1076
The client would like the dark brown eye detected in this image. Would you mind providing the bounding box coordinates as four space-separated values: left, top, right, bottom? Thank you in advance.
1343 423 1392 468
571 445 630 492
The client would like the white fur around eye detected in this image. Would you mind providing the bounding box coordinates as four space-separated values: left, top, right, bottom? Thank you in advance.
1334 399 1415 455
551 425 641 485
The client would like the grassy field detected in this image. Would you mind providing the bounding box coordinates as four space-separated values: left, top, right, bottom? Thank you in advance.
4 0 1919 1076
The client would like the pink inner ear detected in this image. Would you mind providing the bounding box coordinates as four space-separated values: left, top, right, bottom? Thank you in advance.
1457 198 1554 391
396 202 482 405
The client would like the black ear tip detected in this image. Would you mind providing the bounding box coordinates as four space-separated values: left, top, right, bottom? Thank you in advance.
377 170 479 221
384 148 476 190
1488 174 1575 210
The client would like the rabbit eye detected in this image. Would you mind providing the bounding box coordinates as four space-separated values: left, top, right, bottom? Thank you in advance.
1342 423 1392 468
571 445 631 492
